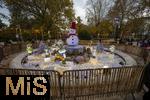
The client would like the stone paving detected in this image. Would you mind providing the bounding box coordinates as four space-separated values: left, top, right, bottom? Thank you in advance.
0 53 21 67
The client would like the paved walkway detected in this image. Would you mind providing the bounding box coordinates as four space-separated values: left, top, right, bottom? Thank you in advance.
0 53 19 67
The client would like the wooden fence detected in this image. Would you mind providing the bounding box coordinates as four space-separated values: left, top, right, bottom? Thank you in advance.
0 66 145 100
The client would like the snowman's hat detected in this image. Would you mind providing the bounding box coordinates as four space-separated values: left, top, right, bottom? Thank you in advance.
70 21 76 29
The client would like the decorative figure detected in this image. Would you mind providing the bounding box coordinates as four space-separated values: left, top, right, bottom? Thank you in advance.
37 41 46 54
54 53 66 64
66 21 79 46
96 39 104 53
86 48 93 57
58 48 66 58
65 21 84 56
92 46 97 58
74 55 85 64
26 43 33 55
53 47 67 64
109 45 116 61
109 45 115 53
44 47 50 57
57 39 64 48
73 53 90 64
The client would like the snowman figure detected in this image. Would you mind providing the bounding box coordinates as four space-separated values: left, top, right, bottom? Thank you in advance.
66 21 79 46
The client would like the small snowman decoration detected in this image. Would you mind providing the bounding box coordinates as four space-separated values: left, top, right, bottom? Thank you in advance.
26 43 33 55
66 21 79 46
109 45 115 53
109 45 116 61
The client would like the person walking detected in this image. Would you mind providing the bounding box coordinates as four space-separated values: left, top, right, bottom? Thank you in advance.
143 54 150 100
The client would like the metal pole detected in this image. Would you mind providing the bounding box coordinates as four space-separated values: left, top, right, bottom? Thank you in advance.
19 28 23 42
41 26 44 40
114 17 120 42
116 24 118 41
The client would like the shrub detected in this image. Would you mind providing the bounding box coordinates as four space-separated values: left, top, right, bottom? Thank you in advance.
78 30 92 40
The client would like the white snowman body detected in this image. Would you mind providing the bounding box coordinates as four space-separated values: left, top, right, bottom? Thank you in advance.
67 28 79 46
67 35 79 46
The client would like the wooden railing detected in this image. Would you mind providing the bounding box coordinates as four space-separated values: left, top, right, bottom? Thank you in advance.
0 66 145 100
62 66 144 100
0 67 61 100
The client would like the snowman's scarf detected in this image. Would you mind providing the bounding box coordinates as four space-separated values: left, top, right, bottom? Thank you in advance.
67 34 78 38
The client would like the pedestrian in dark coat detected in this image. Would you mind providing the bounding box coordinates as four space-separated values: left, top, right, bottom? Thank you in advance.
143 62 150 100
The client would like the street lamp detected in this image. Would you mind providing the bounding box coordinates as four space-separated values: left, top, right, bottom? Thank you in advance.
16 25 23 42
114 17 120 41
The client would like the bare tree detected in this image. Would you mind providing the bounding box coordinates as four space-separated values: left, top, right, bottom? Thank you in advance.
107 0 148 38
0 0 9 26
86 0 113 26
0 0 6 18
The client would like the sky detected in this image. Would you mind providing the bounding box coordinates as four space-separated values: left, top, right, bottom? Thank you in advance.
0 0 88 25
0 7 10 25
73 0 88 24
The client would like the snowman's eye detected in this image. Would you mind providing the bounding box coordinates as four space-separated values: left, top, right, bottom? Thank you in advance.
72 39 74 40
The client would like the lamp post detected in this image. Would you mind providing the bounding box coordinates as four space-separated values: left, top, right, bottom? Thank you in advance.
114 17 120 42
41 27 44 41
16 25 23 42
